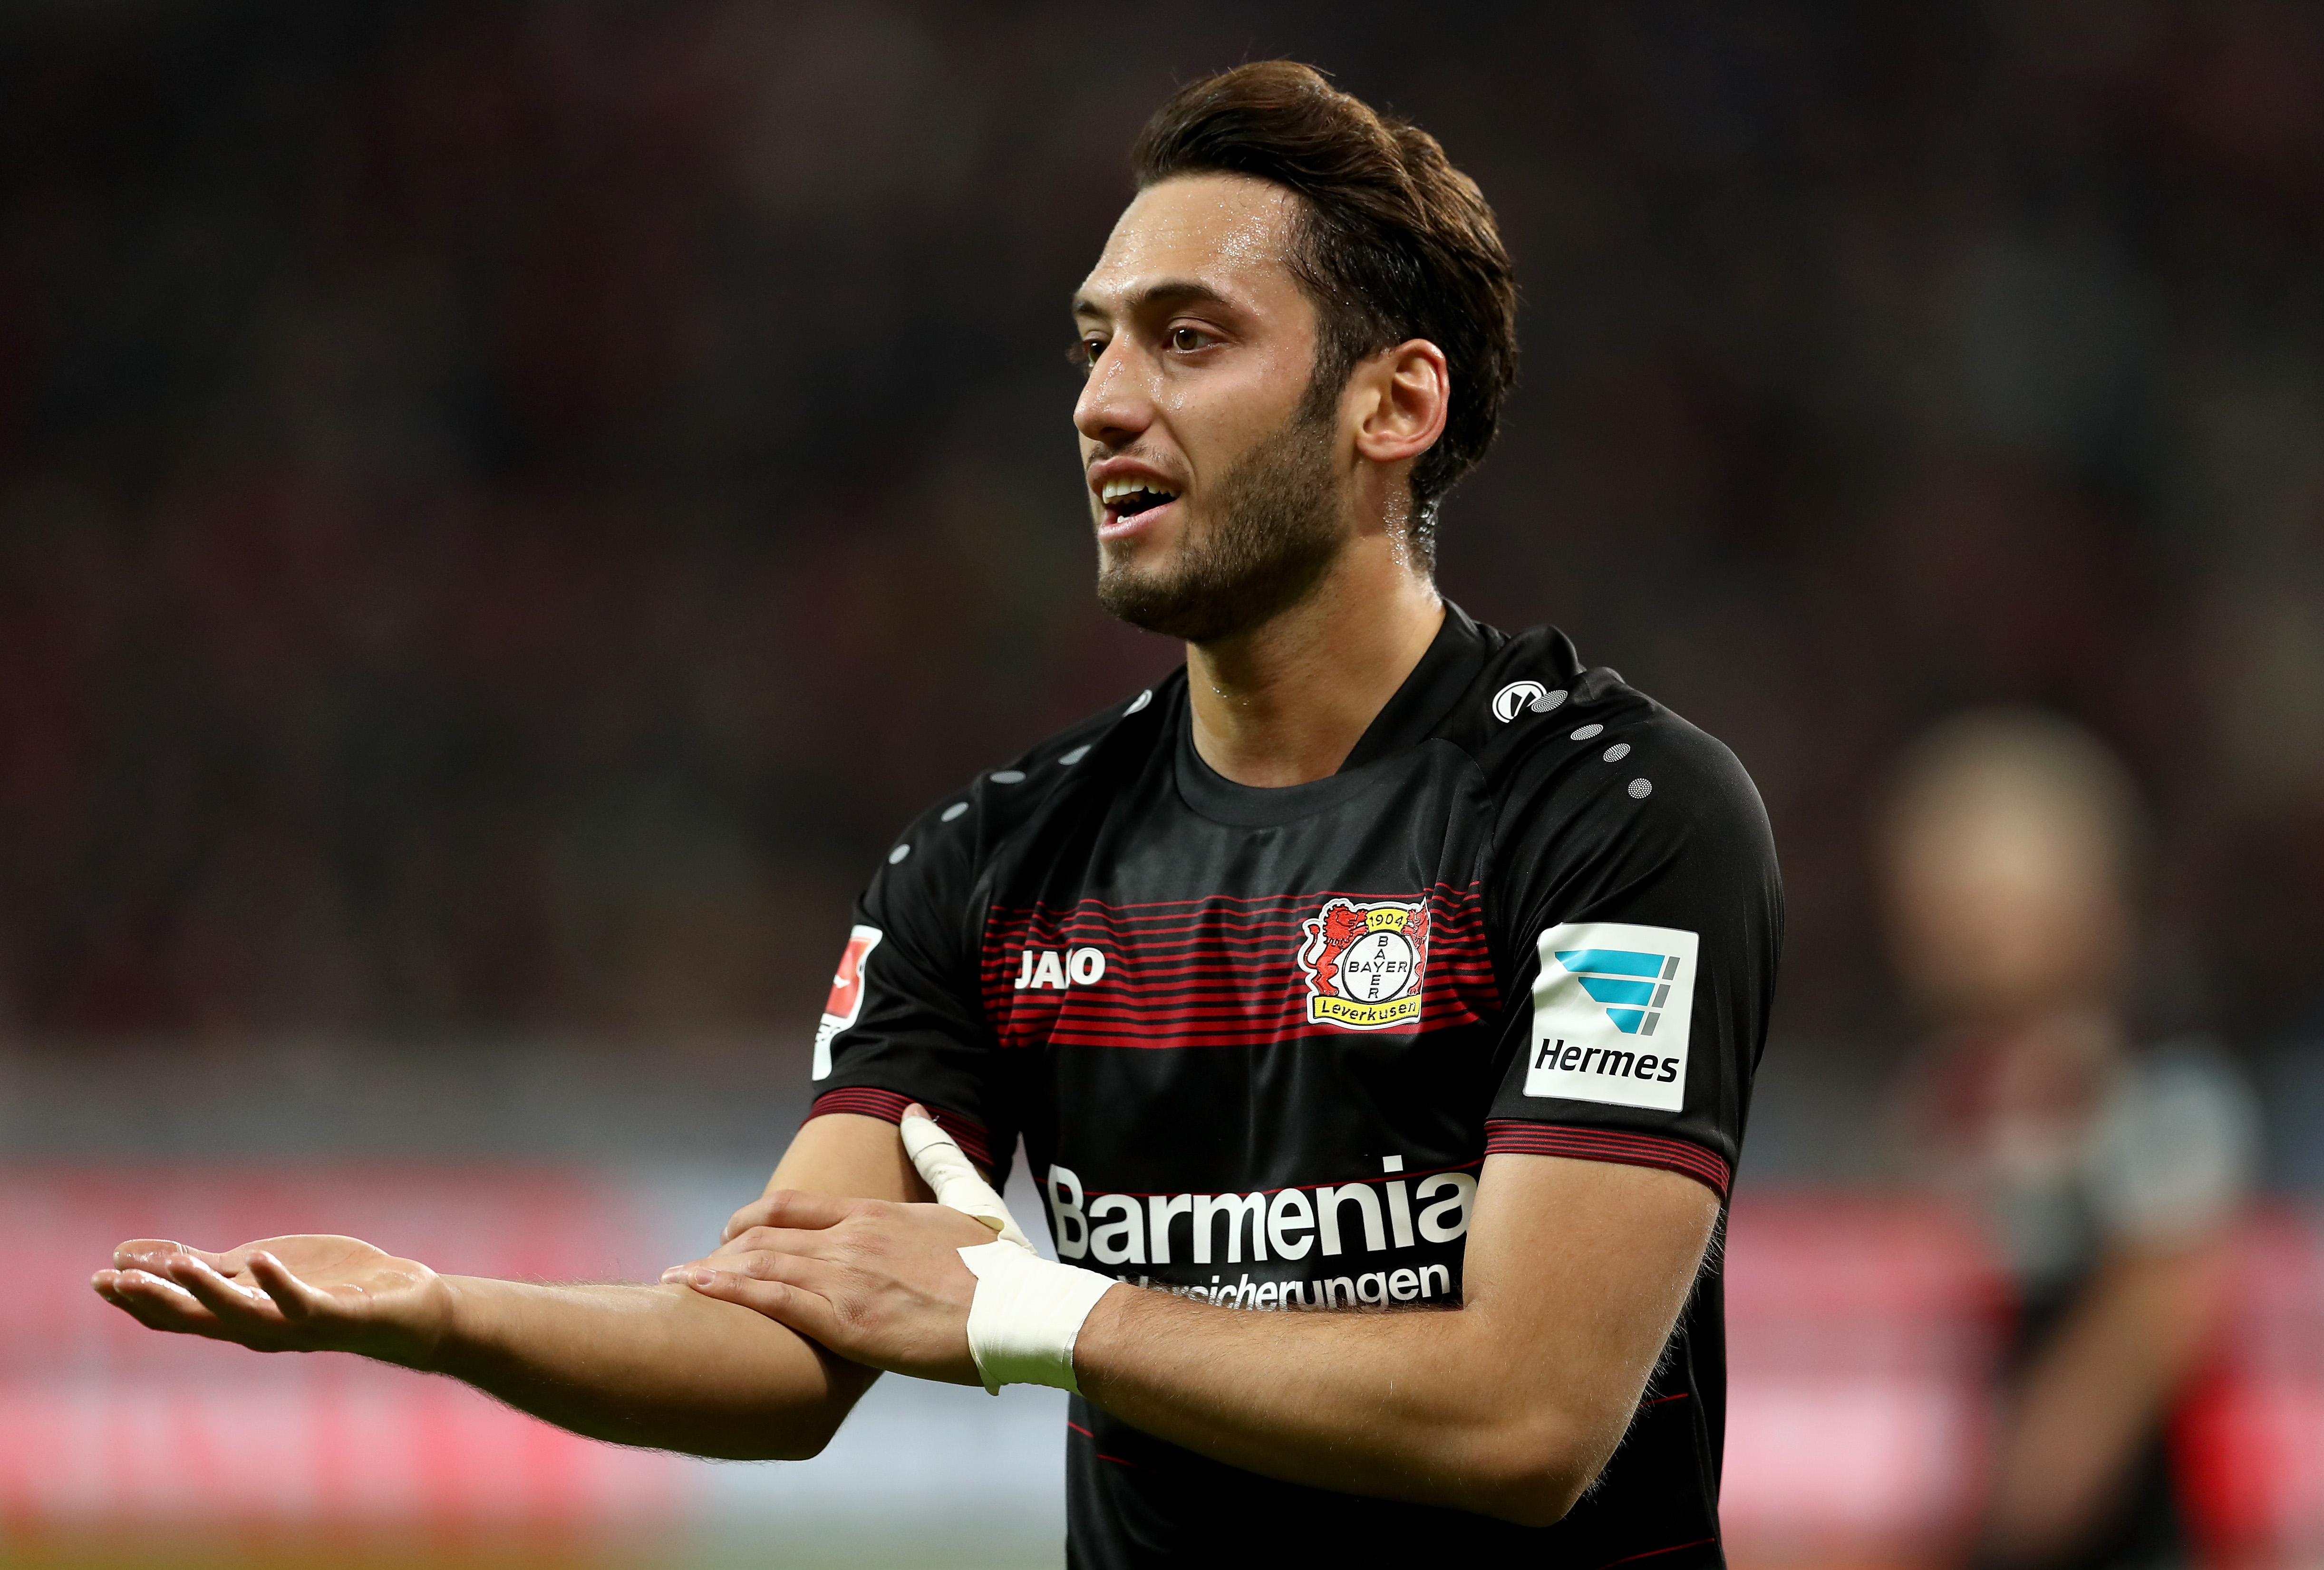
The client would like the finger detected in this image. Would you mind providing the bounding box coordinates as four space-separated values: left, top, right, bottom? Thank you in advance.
114 1238 210 1271
899 1112 1034 1250
723 1189 861 1243
665 1248 849 1298
720 1195 781 1242
95 1266 205 1313
114 1238 185 1259
95 1267 227 1336
246 1250 338 1324
699 1223 860 1264
675 1267 846 1345
164 1252 289 1333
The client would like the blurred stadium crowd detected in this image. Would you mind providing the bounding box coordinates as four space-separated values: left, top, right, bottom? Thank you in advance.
5 1 2324 1565
3 0 2320 1062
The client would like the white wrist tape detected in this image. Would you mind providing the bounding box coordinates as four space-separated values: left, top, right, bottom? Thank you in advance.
900 1110 1114 1394
958 1241 1117 1395
898 1112 1034 1251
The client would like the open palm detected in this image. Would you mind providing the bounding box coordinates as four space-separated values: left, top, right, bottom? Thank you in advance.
92 1233 452 1367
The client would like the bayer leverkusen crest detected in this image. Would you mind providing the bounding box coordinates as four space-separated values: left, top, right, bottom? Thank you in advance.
1298 896 1430 1030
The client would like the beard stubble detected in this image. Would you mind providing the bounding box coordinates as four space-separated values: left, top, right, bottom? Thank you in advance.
1093 404 1345 645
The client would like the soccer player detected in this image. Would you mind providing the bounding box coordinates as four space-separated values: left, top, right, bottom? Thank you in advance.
93 62 1781 1564
1879 711 2252 1570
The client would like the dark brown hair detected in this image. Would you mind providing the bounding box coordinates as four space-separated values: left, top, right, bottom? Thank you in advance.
1130 61 1519 562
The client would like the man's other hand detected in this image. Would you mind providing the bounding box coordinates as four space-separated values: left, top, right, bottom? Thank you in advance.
666 1190 991 1387
92 1235 454 1368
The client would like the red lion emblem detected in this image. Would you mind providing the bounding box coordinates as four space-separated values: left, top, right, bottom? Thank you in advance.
1298 897 1430 1030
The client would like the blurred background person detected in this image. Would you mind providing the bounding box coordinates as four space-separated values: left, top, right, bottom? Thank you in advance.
1881 709 2258 1570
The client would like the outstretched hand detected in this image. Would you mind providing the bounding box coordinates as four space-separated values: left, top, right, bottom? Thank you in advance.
92 1234 454 1367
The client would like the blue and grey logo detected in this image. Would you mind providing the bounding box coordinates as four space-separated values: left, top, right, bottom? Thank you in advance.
1550 947 1684 1037
1527 922 1698 1112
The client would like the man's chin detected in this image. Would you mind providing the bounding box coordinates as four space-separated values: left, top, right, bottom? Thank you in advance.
1094 554 1341 645
1093 563 1220 642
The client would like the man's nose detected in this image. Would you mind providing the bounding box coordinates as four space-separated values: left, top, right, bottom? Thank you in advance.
1073 338 1153 448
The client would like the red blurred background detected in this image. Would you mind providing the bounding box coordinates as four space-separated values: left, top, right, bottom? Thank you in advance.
5 2 2324 1565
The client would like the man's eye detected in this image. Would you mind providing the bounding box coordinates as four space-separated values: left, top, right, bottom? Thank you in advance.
1069 337 1104 370
1168 327 1213 353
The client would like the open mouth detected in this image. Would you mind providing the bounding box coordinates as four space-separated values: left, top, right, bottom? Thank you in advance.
1100 477 1179 520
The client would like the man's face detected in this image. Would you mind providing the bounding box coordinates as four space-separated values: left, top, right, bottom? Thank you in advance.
1883 782 2127 1023
1071 174 1347 642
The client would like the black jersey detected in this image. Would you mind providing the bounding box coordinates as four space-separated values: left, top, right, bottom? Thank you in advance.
808 606 1782 1569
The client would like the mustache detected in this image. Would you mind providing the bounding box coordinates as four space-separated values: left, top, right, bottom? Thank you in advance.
1085 444 1181 481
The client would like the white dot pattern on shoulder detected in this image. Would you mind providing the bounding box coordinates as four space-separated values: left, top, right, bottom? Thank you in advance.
1571 724 1603 741
991 770 1026 784
941 802 968 822
1125 690 1153 714
888 843 911 864
1602 742 1631 762
1059 745 1091 766
1533 689 1569 713
1628 778 1653 799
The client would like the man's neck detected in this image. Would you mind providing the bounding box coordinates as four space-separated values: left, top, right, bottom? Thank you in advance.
1183 544 1444 789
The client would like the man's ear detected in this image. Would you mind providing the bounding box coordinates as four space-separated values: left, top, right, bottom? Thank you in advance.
1349 339 1451 468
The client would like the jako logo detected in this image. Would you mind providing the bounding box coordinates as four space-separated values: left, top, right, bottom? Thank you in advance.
1524 921 1699 1113
1490 680 1566 722
1015 946 1106 991
1298 897 1429 1030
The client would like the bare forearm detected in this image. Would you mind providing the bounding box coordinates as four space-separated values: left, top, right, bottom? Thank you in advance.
1988 1241 2230 1564
431 1275 871 1460
1075 1290 1608 1525
426 1113 921 1456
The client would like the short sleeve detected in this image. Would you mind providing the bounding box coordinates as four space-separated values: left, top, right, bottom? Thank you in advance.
2087 1045 2258 1246
806 791 1013 1179
1482 711 1782 1200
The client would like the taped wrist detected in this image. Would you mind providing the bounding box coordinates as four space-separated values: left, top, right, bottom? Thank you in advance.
958 1240 1117 1395
899 1112 1035 1251
899 1108 1109 1392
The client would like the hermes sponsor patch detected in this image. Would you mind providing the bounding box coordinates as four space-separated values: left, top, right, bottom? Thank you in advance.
1523 922 1698 1111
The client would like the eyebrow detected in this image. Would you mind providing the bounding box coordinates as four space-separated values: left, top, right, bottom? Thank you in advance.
1071 279 1232 321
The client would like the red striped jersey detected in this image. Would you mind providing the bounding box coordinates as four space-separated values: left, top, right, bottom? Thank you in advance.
808 606 1782 1569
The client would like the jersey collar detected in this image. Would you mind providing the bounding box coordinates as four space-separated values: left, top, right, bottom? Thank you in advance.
1171 601 1493 828
1336 601 1491 772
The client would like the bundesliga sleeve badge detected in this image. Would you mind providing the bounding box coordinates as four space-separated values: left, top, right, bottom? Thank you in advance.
1523 921 1698 1111
812 924 883 1080
1298 896 1430 1030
